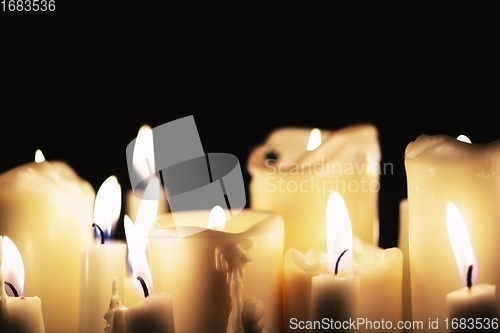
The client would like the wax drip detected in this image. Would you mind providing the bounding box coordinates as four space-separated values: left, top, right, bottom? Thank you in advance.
3 282 18 297
216 238 255 333
335 249 349 275
467 265 473 289
136 276 149 298
92 223 105 245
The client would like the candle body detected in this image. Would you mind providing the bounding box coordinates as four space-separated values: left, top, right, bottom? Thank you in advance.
1 296 45 333
405 135 500 332
0 160 95 333
397 199 412 332
79 242 127 333
148 210 284 333
446 284 498 332
310 273 359 333
248 124 381 251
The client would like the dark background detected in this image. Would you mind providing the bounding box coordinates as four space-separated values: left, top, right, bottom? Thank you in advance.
1 2 499 249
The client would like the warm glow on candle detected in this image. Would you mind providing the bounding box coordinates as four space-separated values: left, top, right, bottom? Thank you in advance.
306 128 321 151
94 176 122 237
1 235 25 296
124 215 153 298
34 149 45 163
207 205 226 230
456 135 471 144
133 125 155 179
446 202 477 286
326 191 352 273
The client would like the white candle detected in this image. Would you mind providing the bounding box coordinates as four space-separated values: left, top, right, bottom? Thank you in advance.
445 202 498 332
0 150 95 333
284 192 403 333
248 124 381 251
80 176 127 333
0 236 45 333
149 209 284 333
310 192 359 333
126 124 168 222
405 134 500 332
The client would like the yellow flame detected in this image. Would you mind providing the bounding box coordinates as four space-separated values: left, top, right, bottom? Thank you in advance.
134 176 160 252
306 128 321 151
35 149 45 163
124 215 153 298
207 205 226 230
132 125 155 179
1 236 25 296
93 176 122 234
326 191 352 273
446 202 477 286
457 135 471 144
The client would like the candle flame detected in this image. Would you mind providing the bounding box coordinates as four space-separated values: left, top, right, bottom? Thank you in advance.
446 202 477 287
207 205 226 230
34 149 45 163
124 215 153 298
326 191 352 273
134 176 160 252
94 176 122 237
306 128 321 151
132 125 155 179
457 135 471 144
1 236 25 296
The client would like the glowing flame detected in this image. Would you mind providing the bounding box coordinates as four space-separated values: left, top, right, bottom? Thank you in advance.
124 215 153 298
134 176 160 252
35 149 45 163
326 192 352 273
446 202 477 286
132 125 155 180
457 135 471 144
207 205 226 230
94 176 122 237
1 236 25 296
306 128 321 151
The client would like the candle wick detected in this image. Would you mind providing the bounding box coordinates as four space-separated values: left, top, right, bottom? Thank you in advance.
4 281 19 297
92 223 105 245
467 265 473 289
136 276 149 298
335 249 349 275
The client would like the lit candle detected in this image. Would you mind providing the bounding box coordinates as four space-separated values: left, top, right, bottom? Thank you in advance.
123 176 160 307
0 150 95 333
148 209 284 333
80 176 127 333
405 134 500 332
126 124 168 222
0 235 45 333
103 218 175 333
284 192 403 333
248 124 381 251
310 192 359 333
445 202 498 332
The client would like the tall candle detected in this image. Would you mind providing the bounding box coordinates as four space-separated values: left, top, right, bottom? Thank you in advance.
284 192 402 333
80 176 127 333
126 124 168 222
405 134 500 332
445 202 498 332
248 124 381 251
0 150 95 333
0 235 45 333
149 209 284 333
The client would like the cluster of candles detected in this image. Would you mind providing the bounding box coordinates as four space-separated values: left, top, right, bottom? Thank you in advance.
0 117 498 333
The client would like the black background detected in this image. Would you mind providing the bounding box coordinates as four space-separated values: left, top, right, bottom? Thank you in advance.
1 2 499 249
